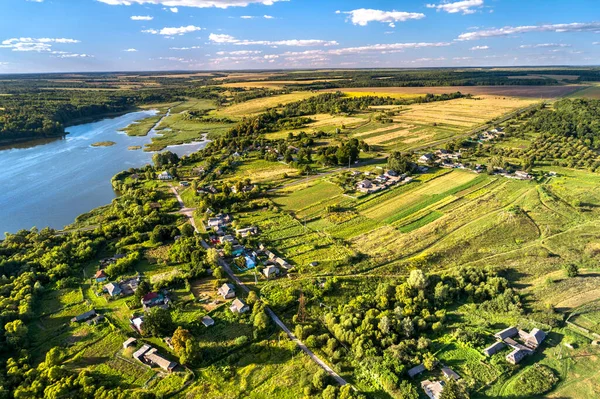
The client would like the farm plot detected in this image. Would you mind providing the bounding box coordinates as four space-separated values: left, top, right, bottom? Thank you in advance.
214 92 317 117
234 159 299 183
328 85 584 98
272 180 344 212
266 113 367 139
359 170 479 223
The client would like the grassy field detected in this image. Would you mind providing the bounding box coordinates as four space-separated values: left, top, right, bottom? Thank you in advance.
119 113 162 136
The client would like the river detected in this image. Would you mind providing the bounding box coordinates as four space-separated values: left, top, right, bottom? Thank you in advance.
0 110 208 235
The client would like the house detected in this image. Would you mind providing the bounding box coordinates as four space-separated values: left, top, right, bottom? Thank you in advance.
218 283 236 299
141 292 166 309
231 244 244 256
263 265 279 279
133 344 152 361
421 380 445 399
145 352 178 372
407 363 426 378
418 153 434 164
123 338 137 349
201 316 215 327
131 316 144 333
71 309 97 323
219 235 237 245
158 171 172 180
230 298 249 313
236 226 258 238
483 341 506 356
207 217 224 228
244 256 256 269
274 257 291 269
104 282 122 297
495 326 518 340
386 169 398 177
442 367 460 381
94 270 108 283
179 181 190 187
514 170 532 180
357 179 373 190
507 348 528 365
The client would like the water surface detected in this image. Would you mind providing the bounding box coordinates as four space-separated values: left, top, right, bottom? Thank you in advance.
0 110 207 235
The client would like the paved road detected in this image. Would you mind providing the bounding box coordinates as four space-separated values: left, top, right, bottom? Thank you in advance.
169 185 199 233
218 258 348 386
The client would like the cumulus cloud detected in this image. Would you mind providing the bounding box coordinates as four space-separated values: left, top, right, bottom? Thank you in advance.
519 43 571 48
426 0 484 15
53 53 93 58
131 15 153 20
458 22 600 40
143 25 202 36
170 7 178 12
240 15 254 19
263 15 274 19
208 33 338 46
280 41 451 57
343 8 425 26
97 0 286 9
0 37 79 52
123 48 138 52
170 46 201 50
470 45 489 50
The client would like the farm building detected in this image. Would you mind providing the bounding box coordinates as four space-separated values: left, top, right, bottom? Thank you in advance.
274 257 291 269
236 226 258 237
407 364 426 378
483 341 506 356
418 153 434 164
263 265 279 279
218 283 236 299
141 292 167 309
520 328 546 349
104 282 122 297
71 309 97 323
506 348 528 365
133 344 152 361
87 315 105 325
230 298 249 314
219 235 236 244
421 380 444 399
494 326 518 340
357 179 373 190
94 270 108 283
201 316 215 327
123 338 137 349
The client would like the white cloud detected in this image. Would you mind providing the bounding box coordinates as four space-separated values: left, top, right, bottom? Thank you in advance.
170 46 201 50
54 53 93 58
97 0 287 9
343 8 425 26
240 15 254 19
216 50 262 55
208 33 338 47
280 41 451 58
519 43 571 48
143 25 202 36
458 22 600 40
426 0 484 15
0 37 79 52
263 15 274 19
594 42 600 45
453 56 472 60
170 7 178 12
470 45 489 50
124 48 138 52
131 15 153 20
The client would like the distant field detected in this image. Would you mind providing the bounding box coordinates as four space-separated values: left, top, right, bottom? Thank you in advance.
352 95 538 150
222 79 346 89
327 85 585 98
567 85 600 99
215 92 317 117
266 113 367 139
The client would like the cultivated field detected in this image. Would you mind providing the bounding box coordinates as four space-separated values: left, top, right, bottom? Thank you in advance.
214 92 317 117
328 85 585 98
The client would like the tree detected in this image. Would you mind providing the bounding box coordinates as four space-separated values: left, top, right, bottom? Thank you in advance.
407 269 428 291
252 306 270 333
423 352 436 371
439 378 469 399
171 327 200 365
5 320 28 348
143 307 174 337
312 369 329 390
206 248 220 266
180 223 195 237
247 291 259 305
322 385 338 399
387 152 416 174
564 263 579 278
397 380 419 399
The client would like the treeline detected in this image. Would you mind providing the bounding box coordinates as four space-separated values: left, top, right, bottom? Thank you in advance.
228 91 465 137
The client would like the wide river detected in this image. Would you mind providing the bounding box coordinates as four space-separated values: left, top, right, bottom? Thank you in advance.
0 110 208 235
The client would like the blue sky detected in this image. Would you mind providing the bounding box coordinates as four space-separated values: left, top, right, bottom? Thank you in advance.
0 0 599 73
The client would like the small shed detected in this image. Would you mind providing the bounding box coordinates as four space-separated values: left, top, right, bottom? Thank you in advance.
407 363 426 378
201 315 215 327
133 344 152 361
441 367 460 381
218 283 236 299
263 265 279 279
123 338 137 349
104 282 122 297
230 298 249 314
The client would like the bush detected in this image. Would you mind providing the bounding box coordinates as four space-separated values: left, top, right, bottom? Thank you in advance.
564 263 579 278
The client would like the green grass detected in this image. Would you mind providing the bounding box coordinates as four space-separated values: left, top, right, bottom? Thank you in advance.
120 114 163 136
